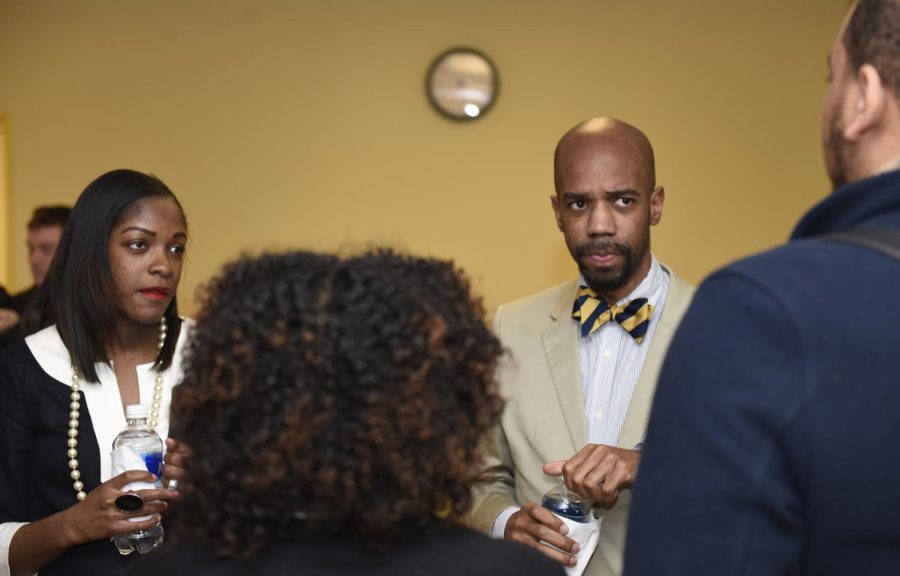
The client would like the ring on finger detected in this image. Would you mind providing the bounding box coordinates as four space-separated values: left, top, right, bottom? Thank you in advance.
115 493 144 513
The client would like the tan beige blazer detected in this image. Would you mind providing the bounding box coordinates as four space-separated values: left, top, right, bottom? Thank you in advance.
468 264 694 576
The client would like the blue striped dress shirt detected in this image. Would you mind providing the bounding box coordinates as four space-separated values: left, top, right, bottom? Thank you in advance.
579 255 669 446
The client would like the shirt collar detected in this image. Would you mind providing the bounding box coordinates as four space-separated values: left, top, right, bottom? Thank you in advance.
792 168 900 239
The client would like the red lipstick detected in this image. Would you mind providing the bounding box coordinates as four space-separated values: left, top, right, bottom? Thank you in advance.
139 287 170 301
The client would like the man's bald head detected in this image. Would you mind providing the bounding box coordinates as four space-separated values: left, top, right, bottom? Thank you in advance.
554 117 656 195
550 117 665 302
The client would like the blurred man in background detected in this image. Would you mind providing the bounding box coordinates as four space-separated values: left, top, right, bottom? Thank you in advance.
0 205 70 346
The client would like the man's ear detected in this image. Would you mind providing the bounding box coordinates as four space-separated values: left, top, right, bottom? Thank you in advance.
844 64 887 142
550 195 563 231
649 186 665 226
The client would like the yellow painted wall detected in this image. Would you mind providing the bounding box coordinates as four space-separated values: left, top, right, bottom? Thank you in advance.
0 0 848 313
0 117 8 285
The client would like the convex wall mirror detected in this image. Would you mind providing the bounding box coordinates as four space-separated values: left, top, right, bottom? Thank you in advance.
426 47 498 121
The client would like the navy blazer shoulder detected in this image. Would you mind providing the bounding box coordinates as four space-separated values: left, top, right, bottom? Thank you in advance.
625 169 900 576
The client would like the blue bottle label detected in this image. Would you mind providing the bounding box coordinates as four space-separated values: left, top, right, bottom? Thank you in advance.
542 495 592 523
142 452 163 477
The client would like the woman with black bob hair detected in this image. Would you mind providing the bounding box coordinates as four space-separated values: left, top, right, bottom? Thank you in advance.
128 250 562 576
0 169 192 575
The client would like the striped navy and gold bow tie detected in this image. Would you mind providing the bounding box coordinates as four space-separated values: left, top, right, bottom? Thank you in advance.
572 286 654 343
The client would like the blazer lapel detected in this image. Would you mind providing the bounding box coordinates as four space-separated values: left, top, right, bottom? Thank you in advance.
541 280 588 453
617 321 671 449
617 268 695 448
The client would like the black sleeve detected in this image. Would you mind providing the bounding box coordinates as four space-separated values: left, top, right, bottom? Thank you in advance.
0 349 33 524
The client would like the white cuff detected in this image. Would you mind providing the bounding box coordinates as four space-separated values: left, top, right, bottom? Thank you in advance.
0 522 29 576
490 506 520 539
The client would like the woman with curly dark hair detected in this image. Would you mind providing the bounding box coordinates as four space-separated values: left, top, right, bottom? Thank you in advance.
127 250 563 576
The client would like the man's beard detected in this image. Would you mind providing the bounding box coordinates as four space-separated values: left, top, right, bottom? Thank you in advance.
825 116 849 190
574 239 642 296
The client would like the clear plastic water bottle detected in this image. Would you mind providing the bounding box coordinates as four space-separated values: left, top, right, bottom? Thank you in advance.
111 404 164 555
541 481 593 523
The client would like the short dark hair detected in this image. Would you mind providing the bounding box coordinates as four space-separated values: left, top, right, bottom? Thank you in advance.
844 0 900 96
170 250 504 558
25 169 186 382
27 205 71 230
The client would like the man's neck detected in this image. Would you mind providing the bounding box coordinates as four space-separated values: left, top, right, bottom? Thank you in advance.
875 155 900 177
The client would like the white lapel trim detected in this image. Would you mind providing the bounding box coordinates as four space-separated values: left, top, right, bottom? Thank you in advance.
25 321 193 482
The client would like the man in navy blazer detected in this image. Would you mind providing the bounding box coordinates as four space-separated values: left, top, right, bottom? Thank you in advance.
624 1 900 574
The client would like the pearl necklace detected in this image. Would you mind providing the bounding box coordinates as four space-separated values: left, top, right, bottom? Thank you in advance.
69 317 168 501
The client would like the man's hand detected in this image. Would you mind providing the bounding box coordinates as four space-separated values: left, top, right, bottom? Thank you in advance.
544 444 641 508
505 502 579 567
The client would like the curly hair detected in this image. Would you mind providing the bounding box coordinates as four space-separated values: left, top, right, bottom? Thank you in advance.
845 0 900 96
169 249 504 557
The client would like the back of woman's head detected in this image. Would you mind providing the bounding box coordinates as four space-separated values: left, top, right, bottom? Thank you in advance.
27 168 186 381
171 249 503 557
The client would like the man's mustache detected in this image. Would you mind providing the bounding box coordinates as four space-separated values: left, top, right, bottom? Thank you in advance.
575 240 629 258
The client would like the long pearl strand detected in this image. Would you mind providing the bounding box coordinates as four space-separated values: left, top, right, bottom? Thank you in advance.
68 373 85 500
149 318 167 428
68 317 168 501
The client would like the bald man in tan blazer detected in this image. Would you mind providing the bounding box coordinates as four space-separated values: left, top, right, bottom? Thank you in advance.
468 118 694 576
